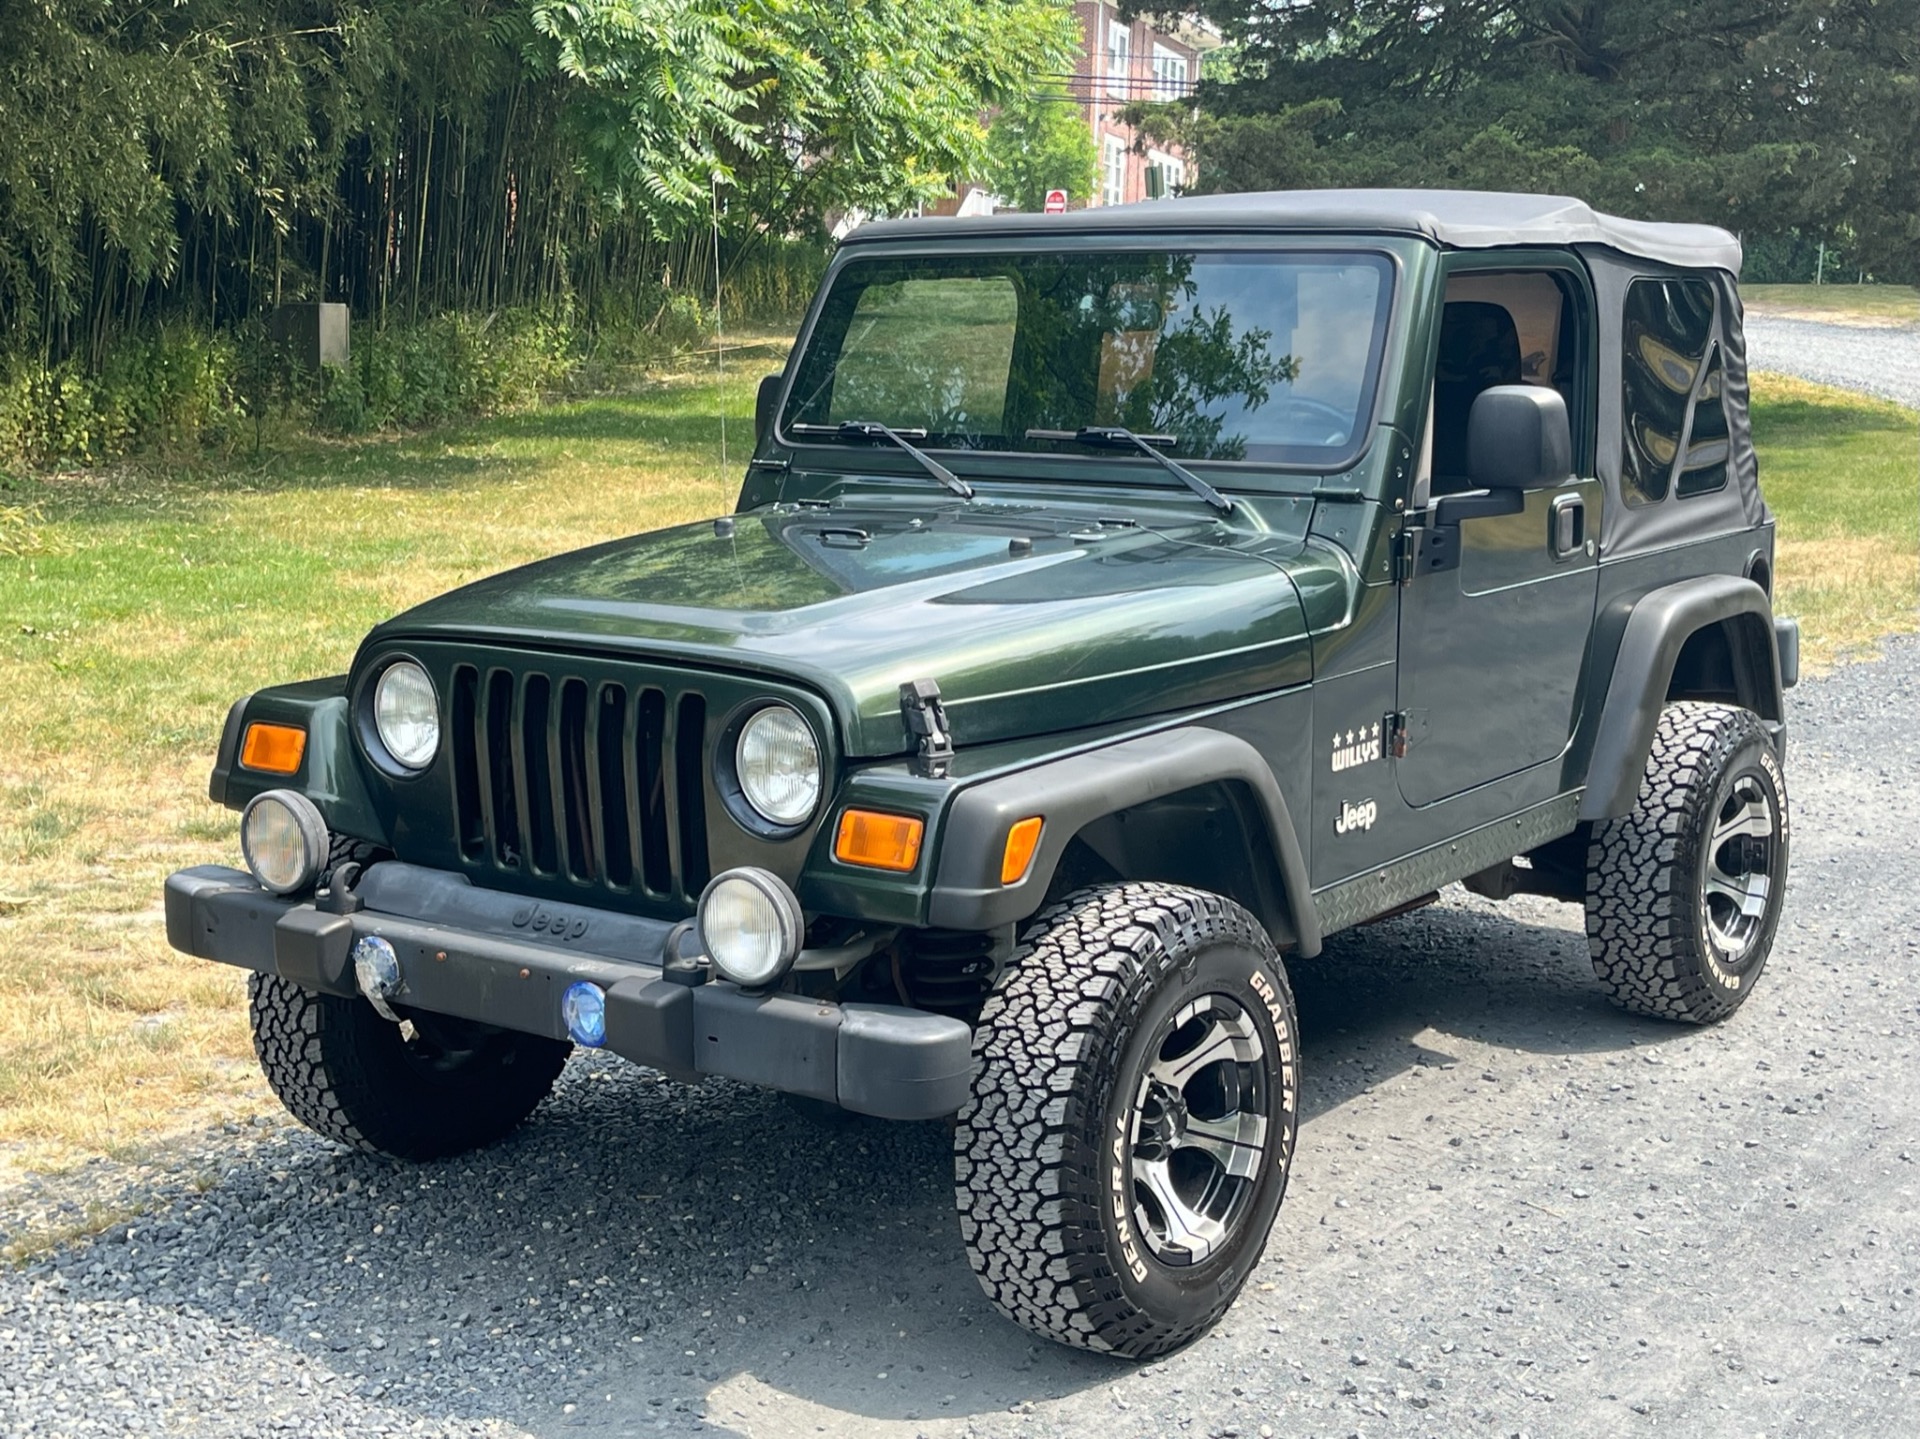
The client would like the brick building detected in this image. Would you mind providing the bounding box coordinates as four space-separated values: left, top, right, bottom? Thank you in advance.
1068 5 1215 206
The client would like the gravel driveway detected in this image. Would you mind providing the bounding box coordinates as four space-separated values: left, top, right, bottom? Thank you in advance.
1745 313 1920 409
5 640 1919 1439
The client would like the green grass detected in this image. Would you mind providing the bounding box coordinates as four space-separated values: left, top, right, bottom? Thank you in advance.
0 358 1909 1177
1742 284 1920 324
1749 372 1919 666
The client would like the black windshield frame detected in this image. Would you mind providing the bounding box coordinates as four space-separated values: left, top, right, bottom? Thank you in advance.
776 240 1401 475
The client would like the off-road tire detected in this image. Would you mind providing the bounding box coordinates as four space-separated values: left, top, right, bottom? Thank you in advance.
319 835 389 891
248 973 570 1161
1586 702 1789 1023
955 883 1300 1358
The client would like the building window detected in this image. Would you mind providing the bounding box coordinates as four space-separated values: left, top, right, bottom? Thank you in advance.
1106 22 1132 99
1151 45 1189 100
1145 149 1185 200
1102 136 1127 207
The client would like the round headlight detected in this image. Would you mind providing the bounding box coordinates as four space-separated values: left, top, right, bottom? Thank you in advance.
735 705 821 827
240 790 329 895
697 868 804 988
374 660 440 770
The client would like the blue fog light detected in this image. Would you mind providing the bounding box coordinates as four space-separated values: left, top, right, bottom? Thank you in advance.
562 981 607 1048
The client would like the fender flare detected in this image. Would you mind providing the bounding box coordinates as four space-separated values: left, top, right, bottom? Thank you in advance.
1578 574 1782 822
927 727 1322 957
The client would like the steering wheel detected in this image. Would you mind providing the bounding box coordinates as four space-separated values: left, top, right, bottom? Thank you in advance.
1264 396 1353 446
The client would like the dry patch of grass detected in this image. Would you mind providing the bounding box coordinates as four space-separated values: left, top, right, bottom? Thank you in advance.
1743 283 1920 327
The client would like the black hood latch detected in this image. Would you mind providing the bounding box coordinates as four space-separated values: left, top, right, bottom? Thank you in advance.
900 679 954 780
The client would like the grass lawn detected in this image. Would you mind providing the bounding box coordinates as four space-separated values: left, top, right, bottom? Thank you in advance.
1750 374 1919 665
0 363 1913 1201
1742 283 1920 325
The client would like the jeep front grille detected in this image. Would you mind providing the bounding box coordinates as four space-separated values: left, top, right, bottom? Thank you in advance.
447 665 710 904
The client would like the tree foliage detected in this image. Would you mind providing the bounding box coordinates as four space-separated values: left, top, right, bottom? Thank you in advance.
0 0 1080 362
984 86 1101 210
1130 0 1918 281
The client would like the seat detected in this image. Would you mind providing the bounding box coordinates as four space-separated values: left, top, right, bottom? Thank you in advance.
1431 300 1523 491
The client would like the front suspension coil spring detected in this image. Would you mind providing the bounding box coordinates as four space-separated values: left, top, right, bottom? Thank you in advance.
895 930 999 1020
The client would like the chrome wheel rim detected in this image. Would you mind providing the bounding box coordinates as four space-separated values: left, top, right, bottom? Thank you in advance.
1702 771 1778 968
1126 994 1271 1267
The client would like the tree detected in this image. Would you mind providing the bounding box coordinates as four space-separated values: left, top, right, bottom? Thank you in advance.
1125 0 1919 282
983 85 1100 211
0 0 1086 361
526 0 1083 229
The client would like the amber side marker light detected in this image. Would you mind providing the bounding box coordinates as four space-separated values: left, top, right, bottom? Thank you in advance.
1001 816 1044 885
240 722 307 775
834 809 924 872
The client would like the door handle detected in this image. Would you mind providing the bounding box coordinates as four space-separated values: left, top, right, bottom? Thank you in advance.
1549 494 1585 559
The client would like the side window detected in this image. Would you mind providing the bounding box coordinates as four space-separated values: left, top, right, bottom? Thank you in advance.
1429 269 1587 493
1677 344 1729 497
1621 277 1720 505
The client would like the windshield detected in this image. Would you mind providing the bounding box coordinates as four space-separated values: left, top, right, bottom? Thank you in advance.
782 248 1394 466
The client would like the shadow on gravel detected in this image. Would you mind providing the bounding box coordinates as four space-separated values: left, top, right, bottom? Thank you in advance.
40 895 1679 1437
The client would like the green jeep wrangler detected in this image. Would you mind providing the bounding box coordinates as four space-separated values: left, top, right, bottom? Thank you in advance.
166 189 1797 1358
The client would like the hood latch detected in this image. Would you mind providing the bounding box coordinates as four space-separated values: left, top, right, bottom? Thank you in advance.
900 679 954 780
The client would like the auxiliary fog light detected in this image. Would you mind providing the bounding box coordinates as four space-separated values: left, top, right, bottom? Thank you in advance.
697 867 804 988
240 789 329 895
352 935 402 1022
562 981 607 1048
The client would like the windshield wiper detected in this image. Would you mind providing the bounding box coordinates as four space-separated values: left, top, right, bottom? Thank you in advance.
1024 426 1232 516
789 420 974 501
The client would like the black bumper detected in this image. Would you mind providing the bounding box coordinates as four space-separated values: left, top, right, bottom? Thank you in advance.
164 864 972 1121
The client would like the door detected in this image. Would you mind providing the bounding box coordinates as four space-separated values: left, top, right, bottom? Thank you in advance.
1395 482 1601 806
1394 266 1601 808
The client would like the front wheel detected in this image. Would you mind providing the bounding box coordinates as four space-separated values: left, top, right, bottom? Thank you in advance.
955 883 1300 1357
249 973 571 1161
1585 702 1789 1023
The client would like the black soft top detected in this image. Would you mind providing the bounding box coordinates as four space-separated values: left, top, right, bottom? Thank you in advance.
846 189 1742 274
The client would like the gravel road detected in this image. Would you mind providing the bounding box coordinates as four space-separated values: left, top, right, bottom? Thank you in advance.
1745 313 1920 410
5 639 1919 1439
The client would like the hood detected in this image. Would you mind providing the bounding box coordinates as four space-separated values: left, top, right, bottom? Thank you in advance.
371 498 1336 755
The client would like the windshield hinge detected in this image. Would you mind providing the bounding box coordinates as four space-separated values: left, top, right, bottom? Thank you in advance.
1392 527 1418 585
900 679 955 780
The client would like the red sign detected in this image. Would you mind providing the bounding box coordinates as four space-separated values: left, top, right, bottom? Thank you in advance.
1043 189 1068 214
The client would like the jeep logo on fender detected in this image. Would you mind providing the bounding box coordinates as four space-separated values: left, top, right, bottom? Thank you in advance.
1335 798 1377 835
511 904 590 942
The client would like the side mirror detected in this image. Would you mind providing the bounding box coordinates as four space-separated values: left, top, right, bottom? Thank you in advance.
755 373 783 445
1467 384 1572 490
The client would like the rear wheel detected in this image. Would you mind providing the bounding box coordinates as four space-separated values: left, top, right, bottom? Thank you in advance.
1585 702 1789 1023
955 883 1300 1357
249 973 570 1160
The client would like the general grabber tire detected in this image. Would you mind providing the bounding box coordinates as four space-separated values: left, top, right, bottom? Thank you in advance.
1586 702 1790 1024
955 883 1300 1357
248 973 571 1161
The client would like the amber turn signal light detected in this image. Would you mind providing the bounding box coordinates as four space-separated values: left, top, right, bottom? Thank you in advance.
240 722 307 776
1000 816 1044 885
833 809 924 872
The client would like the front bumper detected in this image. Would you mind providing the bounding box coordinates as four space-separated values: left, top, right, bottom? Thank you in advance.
164 863 972 1121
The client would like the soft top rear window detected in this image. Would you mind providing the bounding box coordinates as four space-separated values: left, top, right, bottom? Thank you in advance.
783 249 1395 467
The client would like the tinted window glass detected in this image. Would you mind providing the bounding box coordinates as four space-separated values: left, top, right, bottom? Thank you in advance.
1676 343 1729 497
785 250 1394 465
1621 277 1717 506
